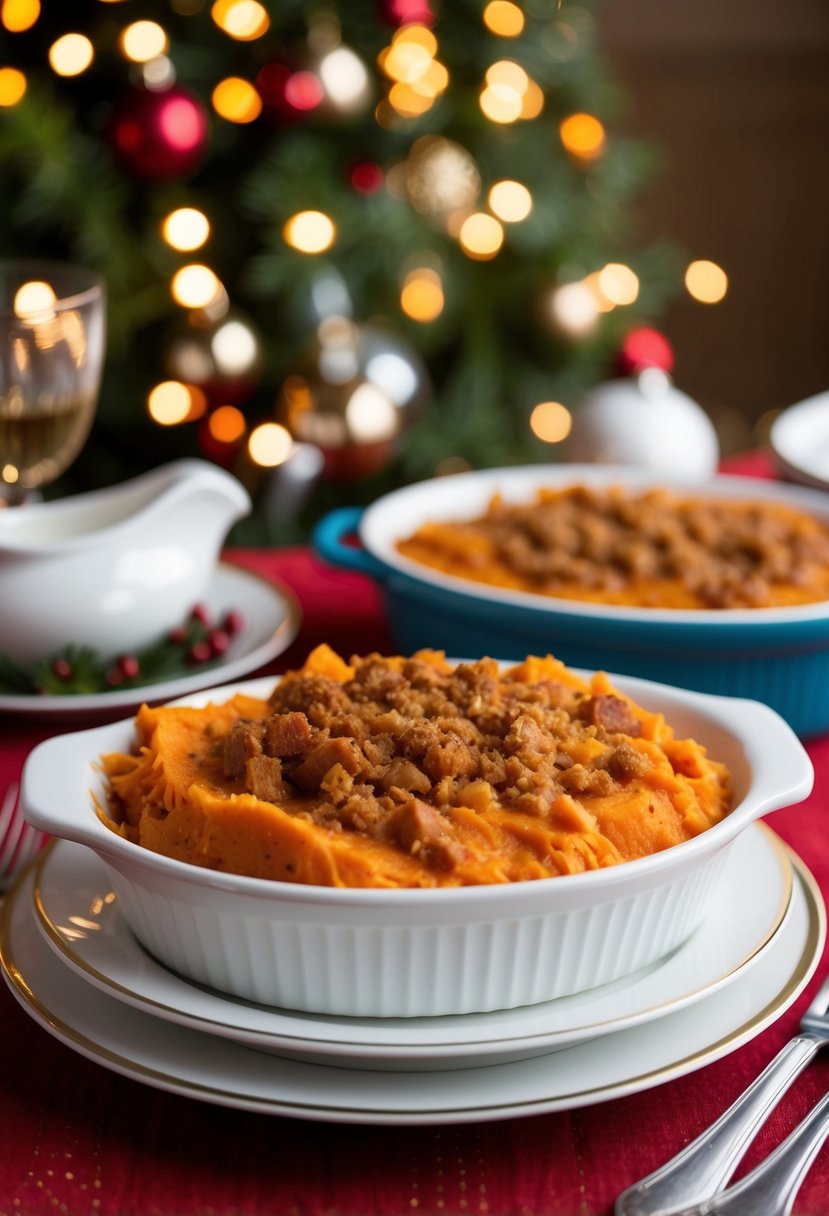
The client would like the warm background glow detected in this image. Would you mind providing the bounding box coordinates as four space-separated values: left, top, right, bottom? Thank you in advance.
685 259 729 303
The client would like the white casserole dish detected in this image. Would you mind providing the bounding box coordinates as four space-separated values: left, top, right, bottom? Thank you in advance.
20 673 813 1018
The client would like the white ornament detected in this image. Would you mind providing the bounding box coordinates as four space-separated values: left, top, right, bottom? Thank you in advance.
562 370 720 479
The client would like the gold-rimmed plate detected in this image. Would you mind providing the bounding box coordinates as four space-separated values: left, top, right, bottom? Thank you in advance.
31 826 793 1071
0 836 823 1124
0 563 301 723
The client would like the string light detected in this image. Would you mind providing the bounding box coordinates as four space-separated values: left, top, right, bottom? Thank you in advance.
48 33 94 76
400 268 444 322
483 1 524 37
171 264 223 309
283 210 336 254
480 60 527 124
560 112 606 161
147 381 193 425
248 422 293 467
685 259 728 303
547 280 600 339
597 262 639 306
318 46 371 113
0 67 26 105
212 76 262 123
211 0 270 41
13 280 56 320
530 401 572 443
379 24 448 116
1 0 39 33
162 208 210 252
459 212 504 259
488 179 532 222
208 405 246 443
520 79 544 119
121 20 168 63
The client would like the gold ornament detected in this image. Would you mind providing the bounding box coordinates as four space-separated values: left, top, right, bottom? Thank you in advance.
278 318 429 481
165 304 263 405
404 135 481 224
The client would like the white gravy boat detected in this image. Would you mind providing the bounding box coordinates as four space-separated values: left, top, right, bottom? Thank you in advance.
0 459 251 666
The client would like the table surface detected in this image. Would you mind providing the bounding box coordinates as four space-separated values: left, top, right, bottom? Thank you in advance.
3 452 829 1216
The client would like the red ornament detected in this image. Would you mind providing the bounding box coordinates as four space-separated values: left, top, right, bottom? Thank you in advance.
349 161 385 194
380 0 435 25
616 327 675 377
256 60 324 123
109 84 208 181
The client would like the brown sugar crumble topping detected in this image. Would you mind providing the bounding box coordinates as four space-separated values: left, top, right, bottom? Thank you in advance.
223 653 650 870
396 485 829 609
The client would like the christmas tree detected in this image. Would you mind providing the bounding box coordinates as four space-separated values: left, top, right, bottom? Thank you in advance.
1 0 676 543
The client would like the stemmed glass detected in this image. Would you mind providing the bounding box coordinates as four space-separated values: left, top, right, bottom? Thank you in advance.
0 261 106 505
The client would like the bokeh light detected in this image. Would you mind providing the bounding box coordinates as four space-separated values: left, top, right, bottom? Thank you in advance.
148 381 194 425
208 404 246 443
283 210 336 254
1 0 39 33
400 268 444 322
0 67 26 105
547 280 600 339
488 179 532 222
121 20 168 62
685 259 728 303
483 1 524 37
598 262 640 306
211 0 270 40
459 212 504 259
560 112 606 160
530 401 573 443
171 264 223 309
13 280 56 320
212 76 262 123
162 207 210 252
48 33 94 76
248 422 293 466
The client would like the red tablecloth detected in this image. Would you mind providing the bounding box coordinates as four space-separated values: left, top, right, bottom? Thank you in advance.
3 454 829 1216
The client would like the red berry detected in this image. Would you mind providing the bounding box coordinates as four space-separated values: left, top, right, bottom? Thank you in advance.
105 666 124 687
169 626 187 646
208 628 230 657
222 610 245 638
118 655 141 680
52 658 73 681
190 603 211 626
186 639 212 665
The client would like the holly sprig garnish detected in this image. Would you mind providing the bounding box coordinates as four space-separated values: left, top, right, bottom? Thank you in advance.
0 604 246 697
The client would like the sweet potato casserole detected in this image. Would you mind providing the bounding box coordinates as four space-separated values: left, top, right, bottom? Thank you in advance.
99 646 731 888
396 485 829 609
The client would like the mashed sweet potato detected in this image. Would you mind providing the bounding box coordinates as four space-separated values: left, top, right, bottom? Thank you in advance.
396 485 829 609
99 646 732 888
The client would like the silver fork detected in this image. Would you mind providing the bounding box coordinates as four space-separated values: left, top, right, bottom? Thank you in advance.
616 973 829 1215
669 1090 829 1215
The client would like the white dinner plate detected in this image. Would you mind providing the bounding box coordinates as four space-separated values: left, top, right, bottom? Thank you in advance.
32 827 793 1070
0 563 301 723
770 390 829 492
1 841 823 1125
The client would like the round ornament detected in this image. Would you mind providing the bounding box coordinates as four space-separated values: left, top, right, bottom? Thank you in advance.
257 39 372 125
380 0 435 25
616 326 675 377
279 319 430 482
109 83 208 181
561 370 720 479
165 306 263 407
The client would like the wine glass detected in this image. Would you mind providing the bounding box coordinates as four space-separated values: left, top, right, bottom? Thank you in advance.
0 261 106 505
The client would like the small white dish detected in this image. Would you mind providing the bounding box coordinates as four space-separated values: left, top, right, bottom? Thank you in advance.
32 826 792 1071
1 842 823 1125
770 390 829 491
0 564 301 723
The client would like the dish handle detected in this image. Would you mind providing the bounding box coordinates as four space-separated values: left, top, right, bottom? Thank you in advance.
312 507 387 580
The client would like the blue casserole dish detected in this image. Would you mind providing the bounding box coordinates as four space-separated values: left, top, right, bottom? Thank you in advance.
313 465 829 738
